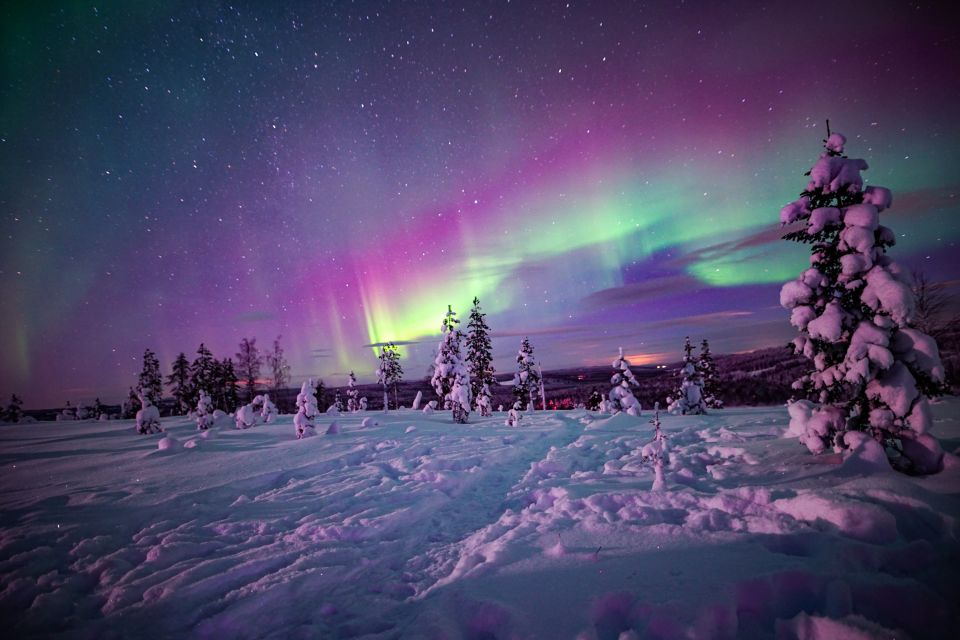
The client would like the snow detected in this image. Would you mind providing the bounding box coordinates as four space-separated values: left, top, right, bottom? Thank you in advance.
2 402 959 638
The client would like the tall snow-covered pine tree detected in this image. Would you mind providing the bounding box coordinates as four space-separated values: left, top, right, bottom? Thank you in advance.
698 339 723 409
465 297 496 401
779 129 946 473
511 337 541 411
431 305 471 423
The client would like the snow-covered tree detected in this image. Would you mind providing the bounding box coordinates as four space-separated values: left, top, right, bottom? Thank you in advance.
123 387 140 419
138 348 163 408
465 297 496 401
235 337 262 401
346 371 359 412
779 130 946 473
609 347 642 416
166 352 192 415
698 339 723 409
260 393 278 422
195 389 214 430
333 389 343 413
475 382 492 416
135 388 161 434
668 337 706 415
431 305 472 423
641 403 668 491
189 343 216 406
377 343 404 411
267 335 291 391
505 400 522 427
510 337 540 411
235 397 259 429
294 379 319 438
93 397 105 420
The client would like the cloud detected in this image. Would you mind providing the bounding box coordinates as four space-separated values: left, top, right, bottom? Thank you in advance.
235 311 276 323
360 339 424 348
582 274 704 309
644 310 754 330
493 325 593 339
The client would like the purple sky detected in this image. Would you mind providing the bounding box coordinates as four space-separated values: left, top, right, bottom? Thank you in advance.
2 2 959 407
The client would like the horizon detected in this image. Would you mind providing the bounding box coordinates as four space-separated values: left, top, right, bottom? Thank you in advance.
3 2 960 408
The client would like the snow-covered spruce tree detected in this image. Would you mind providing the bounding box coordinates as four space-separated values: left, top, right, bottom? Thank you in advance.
465 296 496 401
333 389 343 413
346 371 359 412
698 339 723 409
135 388 162 434
377 343 403 411
609 347 642 416
431 305 472 423
511 337 541 412
667 337 707 415
189 343 216 406
779 130 946 473
294 379 319 439
123 387 140 419
138 349 163 408
166 352 192 415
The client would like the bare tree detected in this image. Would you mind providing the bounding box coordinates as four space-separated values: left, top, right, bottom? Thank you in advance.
235 337 262 400
267 335 291 391
911 270 953 340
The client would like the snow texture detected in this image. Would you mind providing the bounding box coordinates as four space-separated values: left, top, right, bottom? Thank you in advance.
2 402 957 638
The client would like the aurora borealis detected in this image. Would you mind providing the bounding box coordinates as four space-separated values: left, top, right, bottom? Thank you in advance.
2 2 959 407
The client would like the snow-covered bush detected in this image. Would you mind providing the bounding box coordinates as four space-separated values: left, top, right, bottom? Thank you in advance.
668 337 707 415
412 390 423 411
510 337 541 412
235 397 260 429
641 403 668 491
505 401 522 427
294 379 318 439
698 339 723 409
475 382 493 417
431 305 472 423
195 389 214 430
135 389 162 434
780 130 946 473
608 347 641 416
259 393 278 423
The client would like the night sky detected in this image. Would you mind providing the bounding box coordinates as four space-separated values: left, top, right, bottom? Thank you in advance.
3 1 959 408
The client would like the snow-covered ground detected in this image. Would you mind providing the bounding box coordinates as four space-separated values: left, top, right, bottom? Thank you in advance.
2 402 959 639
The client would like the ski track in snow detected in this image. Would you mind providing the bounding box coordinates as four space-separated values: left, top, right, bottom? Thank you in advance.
1 402 959 639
